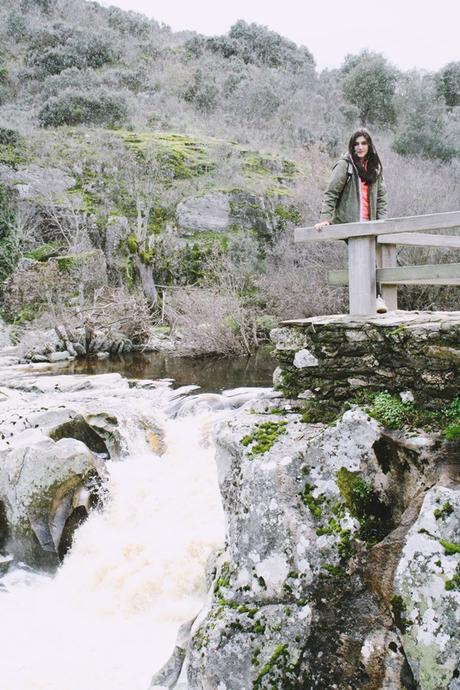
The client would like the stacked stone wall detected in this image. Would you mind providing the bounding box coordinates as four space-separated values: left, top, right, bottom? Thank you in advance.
271 311 460 408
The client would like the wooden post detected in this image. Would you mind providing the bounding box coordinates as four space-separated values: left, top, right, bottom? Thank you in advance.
348 236 376 315
376 243 398 310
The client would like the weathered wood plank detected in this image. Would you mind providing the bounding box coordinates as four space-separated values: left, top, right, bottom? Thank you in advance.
378 263 460 285
348 237 376 315
329 263 460 286
295 211 460 243
376 243 398 310
378 232 460 248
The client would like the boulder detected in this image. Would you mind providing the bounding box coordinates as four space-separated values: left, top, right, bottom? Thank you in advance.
0 164 76 201
0 430 106 567
175 190 276 239
186 406 456 689
394 485 460 690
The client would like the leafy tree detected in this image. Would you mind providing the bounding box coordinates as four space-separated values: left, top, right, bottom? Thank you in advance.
26 26 118 76
0 184 19 290
182 70 219 113
186 20 314 71
38 89 128 127
393 74 458 160
341 51 399 126
436 61 460 108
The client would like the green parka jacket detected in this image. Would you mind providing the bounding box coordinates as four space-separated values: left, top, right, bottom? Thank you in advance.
319 154 387 224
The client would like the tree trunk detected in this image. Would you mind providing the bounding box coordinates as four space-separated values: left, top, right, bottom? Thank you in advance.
133 255 158 305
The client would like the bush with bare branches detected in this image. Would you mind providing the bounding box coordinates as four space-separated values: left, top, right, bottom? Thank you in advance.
257 233 348 319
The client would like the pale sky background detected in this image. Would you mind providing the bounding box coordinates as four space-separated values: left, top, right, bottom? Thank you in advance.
100 0 459 72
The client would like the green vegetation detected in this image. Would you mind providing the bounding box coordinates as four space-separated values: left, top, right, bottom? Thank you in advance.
300 401 338 424
0 128 26 168
368 393 460 437
433 502 454 520
0 184 18 288
445 564 460 592
336 467 391 545
301 483 324 520
368 392 414 428
391 595 409 633
253 643 289 689
341 51 398 127
440 539 460 556
38 90 128 127
240 420 288 456
25 241 63 261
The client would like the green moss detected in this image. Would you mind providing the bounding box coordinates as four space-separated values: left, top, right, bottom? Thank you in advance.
323 563 345 577
433 502 454 520
213 561 232 595
301 401 338 424
336 467 391 545
24 241 63 262
443 423 460 441
56 256 75 271
391 595 409 633
440 538 460 555
253 644 289 689
127 234 139 253
240 420 288 456
367 393 460 434
445 564 460 591
301 482 324 519
139 248 155 264
274 203 302 230
118 130 213 179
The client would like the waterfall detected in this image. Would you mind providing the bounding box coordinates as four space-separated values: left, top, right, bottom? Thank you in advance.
0 372 253 690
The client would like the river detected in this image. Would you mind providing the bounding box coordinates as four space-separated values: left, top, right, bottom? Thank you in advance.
0 352 276 690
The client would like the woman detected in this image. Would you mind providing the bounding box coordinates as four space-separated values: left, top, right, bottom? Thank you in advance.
314 128 388 312
315 128 387 229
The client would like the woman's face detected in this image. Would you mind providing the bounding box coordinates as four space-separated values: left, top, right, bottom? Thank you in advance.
354 136 369 159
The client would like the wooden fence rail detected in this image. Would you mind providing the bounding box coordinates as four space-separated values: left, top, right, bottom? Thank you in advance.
294 210 460 315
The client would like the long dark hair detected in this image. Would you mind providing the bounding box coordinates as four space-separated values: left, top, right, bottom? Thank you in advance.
348 129 383 184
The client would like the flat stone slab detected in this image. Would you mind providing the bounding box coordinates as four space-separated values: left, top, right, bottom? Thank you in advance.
282 310 460 329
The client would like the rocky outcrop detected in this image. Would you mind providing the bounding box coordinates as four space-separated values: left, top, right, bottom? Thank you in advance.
185 401 459 690
0 429 105 567
0 383 121 567
175 190 276 239
272 311 460 409
0 164 76 201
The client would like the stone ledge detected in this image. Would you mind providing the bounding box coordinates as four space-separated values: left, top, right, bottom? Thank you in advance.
271 311 460 407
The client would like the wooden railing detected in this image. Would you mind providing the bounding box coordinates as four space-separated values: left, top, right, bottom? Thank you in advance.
294 211 460 315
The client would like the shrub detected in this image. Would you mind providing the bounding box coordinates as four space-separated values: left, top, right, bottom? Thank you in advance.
436 61 460 108
257 233 347 319
0 184 18 290
165 286 256 356
189 20 314 71
26 26 118 76
393 75 458 161
106 6 151 37
182 70 219 113
38 89 128 127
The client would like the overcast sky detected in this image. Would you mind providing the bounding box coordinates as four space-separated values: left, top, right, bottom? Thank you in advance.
100 0 459 72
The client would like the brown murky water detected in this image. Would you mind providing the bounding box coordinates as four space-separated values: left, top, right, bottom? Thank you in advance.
56 346 277 392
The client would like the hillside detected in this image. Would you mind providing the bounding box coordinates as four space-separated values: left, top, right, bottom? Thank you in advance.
0 0 459 357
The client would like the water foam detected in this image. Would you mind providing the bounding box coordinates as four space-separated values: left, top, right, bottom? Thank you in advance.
0 403 226 690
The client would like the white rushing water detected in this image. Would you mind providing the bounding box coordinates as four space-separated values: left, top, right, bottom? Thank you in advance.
0 369 265 690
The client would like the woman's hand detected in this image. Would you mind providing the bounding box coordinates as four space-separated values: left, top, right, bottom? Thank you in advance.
314 220 331 231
